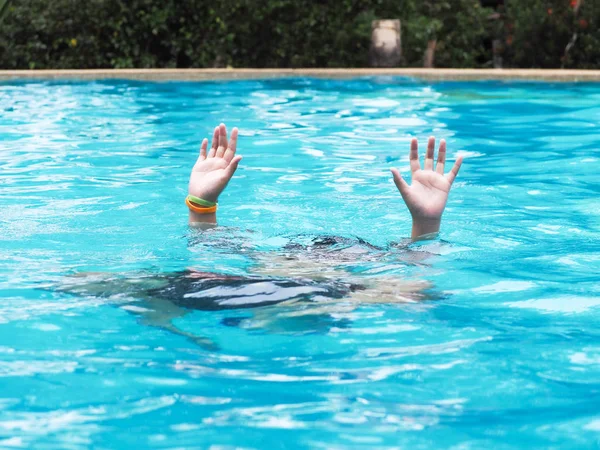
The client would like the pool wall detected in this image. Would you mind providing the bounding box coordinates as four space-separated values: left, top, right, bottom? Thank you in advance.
1 68 600 82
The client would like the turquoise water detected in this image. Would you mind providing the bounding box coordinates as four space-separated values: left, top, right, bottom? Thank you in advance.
1 78 600 448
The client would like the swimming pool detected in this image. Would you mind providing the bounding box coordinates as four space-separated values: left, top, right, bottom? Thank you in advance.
1 77 599 448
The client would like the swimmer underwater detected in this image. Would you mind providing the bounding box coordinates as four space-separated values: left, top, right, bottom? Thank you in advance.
59 123 463 348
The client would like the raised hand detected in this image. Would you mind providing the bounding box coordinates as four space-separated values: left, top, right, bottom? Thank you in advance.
188 123 242 204
390 137 463 240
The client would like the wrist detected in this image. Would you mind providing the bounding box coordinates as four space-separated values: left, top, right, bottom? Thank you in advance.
189 210 217 225
411 217 441 241
186 194 218 225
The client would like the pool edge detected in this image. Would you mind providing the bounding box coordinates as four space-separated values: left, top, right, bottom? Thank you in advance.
2 68 600 82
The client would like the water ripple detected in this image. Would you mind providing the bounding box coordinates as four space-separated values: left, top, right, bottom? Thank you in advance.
1 78 599 447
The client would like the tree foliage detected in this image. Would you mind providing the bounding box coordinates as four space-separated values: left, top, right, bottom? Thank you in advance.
0 0 598 69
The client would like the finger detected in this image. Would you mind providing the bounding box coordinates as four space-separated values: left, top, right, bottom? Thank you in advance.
216 123 227 158
446 156 463 185
198 138 208 161
208 126 219 158
226 155 242 176
224 127 238 163
424 136 435 170
391 168 410 200
436 139 446 174
409 138 420 174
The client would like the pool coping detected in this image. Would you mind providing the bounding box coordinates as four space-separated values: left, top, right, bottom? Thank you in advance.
1 68 600 82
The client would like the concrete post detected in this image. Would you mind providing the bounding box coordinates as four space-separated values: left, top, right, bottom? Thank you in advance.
370 20 402 67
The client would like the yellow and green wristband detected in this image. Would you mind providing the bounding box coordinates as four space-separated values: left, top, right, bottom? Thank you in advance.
186 194 217 214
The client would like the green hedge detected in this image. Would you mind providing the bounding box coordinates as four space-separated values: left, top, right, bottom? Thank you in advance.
504 0 600 68
0 0 598 69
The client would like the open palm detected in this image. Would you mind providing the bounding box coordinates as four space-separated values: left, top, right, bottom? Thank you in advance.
391 137 462 221
189 123 242 203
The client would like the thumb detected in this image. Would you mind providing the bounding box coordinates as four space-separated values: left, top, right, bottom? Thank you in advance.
226 155 242 176
390 168 410 199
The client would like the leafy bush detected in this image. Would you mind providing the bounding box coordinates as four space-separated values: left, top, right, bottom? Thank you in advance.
0 0 492 69
374 0 492 68
1 0 598 69
504 0 575 68
562 0 600 69
503 0 600 68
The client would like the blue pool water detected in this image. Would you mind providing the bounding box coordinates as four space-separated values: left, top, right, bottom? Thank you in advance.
1 77 600 448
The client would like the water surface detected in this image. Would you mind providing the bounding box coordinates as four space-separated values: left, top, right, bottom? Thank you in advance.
1 78 600 448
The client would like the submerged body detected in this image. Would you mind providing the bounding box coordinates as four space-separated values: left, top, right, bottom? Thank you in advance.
58 235 440 347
